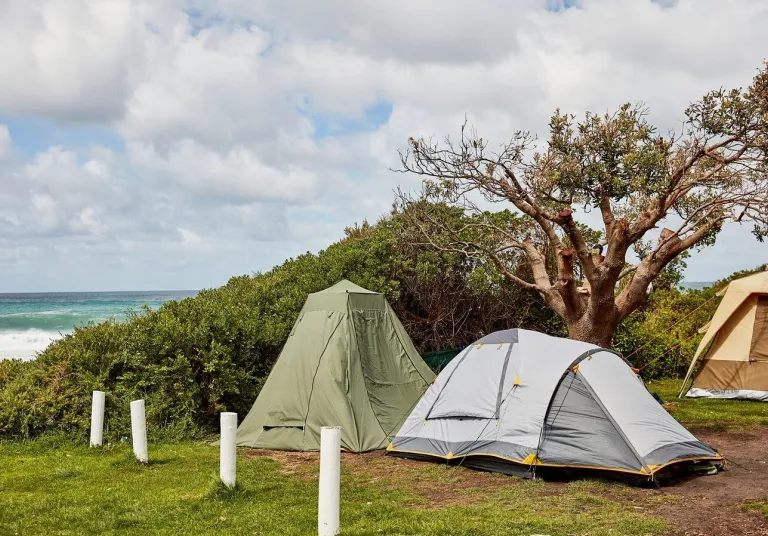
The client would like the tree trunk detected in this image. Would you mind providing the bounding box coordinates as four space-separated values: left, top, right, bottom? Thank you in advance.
565 309 619 349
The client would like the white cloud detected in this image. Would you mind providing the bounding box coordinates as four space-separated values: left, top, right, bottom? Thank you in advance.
128 140 319 202
0 0 766 291
1 147 132 240
0 0 148 121
0 124 10 159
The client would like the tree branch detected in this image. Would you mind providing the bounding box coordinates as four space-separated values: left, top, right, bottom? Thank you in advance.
618 265 638 280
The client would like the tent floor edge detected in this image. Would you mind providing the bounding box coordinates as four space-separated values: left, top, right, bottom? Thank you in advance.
685 387 768 401
386 449 667 483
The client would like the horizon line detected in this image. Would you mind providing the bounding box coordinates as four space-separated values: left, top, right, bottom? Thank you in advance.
0 289 201 295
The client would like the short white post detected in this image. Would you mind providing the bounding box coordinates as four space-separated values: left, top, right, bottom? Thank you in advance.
220 412 237 489
89 391 105 447
130 399 148 463
318 426 341 536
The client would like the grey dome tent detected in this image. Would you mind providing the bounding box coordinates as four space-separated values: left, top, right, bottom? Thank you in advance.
388 329 722 480
236 280 435 453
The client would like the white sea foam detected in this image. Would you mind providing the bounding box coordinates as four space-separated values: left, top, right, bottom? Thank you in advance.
0 329 65 360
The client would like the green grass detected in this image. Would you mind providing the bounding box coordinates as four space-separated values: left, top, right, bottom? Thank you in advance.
742 499 768 517
0 439 668 536
2 379 764 534
647 379 768 431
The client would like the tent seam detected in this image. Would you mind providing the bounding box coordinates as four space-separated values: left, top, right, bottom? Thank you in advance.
344 296 363 450
494 342 516 419
387 445 652 477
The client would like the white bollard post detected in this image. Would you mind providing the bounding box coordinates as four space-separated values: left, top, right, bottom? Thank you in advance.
220 412 237 489
318 426 341 536
130 399 148 463
89 391 105 447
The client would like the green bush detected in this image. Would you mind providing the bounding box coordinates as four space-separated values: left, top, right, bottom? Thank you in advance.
0 210 556 440
3 192 760 440
613 288 718 380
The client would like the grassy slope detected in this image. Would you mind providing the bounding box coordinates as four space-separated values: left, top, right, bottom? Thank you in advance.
0 439 665 536
648 379 768 431
2 381 767 535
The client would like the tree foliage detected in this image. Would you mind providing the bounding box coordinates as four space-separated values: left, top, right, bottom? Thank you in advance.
397 62 768 346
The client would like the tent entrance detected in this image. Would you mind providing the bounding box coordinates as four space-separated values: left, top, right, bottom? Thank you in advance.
351 309 431 437
537 371 646 473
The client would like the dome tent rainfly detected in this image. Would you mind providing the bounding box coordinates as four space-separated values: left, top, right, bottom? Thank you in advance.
681 270 768 401
236 280 435 452
388 329 722 480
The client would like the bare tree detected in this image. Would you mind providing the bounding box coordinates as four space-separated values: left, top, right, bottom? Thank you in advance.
395 63 768 347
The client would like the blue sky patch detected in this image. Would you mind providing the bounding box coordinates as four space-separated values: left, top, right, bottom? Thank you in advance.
184 8 227 36
183 7 272 52
651 0 678 8
298 100 393 140
546 0 581 12
0 115 125 158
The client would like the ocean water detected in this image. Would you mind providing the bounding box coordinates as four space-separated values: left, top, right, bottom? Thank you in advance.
0 290 198 361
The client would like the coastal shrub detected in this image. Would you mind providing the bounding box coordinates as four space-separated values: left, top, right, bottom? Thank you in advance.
2 193 761 440
0 210 556 440
613 289 718 380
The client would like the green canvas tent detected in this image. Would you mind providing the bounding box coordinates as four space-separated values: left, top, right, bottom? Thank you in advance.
236 280 435 452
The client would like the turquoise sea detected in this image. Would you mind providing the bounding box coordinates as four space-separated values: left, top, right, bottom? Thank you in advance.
0 291 198 360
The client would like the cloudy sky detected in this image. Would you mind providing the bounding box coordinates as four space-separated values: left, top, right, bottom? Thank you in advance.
0 0 766 292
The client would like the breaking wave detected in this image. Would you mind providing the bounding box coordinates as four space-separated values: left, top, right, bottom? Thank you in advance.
0 329 64 361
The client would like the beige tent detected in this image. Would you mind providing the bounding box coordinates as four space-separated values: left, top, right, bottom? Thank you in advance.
680 271 768 401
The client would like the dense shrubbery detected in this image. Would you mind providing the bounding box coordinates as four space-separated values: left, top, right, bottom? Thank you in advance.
0 210 558 440
1 201 763 440
614 288 718 380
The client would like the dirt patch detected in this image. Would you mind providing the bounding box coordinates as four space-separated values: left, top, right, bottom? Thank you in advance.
647 427 768 536
241 448 532 507
240 427 768 534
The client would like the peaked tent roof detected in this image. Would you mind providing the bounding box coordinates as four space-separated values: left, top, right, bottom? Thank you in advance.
691 271 768 362
236 280 435 452
389 329 721 479
681 271 768 400
318 279 379 294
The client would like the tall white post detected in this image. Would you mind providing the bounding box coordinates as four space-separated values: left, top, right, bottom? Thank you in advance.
318 426 341 536
89 391 105 447
130 399 148 463
220 412 237 489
